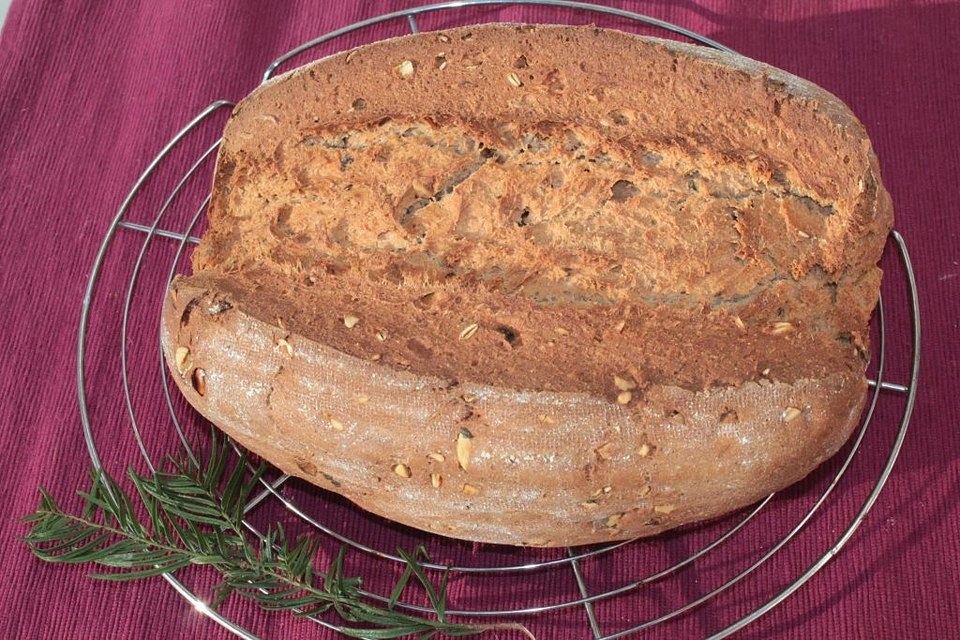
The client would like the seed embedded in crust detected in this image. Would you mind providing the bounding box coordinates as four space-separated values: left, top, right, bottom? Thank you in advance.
461 392 477 404
782 406 803 422
462 483 480 496
343 315 360 329
733 315 746 331
458 323 479 341
537 414 556 424
605 513 622 528
393 463 412 478
345 50 358 64
427 452 445 463
430 472 442 488
638 443 652 458
295 459 318 477
174 347 191 375
614 319 626 333
614 375 637 391
396 60 415 78
595 442 617 460
329 418 345 431
654 504 676 514
355 394 369 404
580 500 599 510
525 537 549 546
506 72 523 88
276 337 293 356
555 327 569 335
456 428 473 470
593 485 613 497
206 299 232 315
617 391 633 405
376 329 388 342
797 230 811 239
190 368 206 396
639 484 652 497
437 33 450 43
771 321 795 335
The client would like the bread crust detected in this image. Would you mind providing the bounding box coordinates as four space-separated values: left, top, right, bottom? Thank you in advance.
162 24 891 546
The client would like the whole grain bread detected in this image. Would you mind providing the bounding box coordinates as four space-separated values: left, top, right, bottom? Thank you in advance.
161 24 892 546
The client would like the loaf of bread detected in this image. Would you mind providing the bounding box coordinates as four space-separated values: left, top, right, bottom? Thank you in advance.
161 24 892 546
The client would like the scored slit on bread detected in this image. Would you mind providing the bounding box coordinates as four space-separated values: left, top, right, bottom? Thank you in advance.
163 24 892 546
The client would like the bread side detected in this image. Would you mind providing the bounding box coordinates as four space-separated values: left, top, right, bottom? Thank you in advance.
162 277 866 546
162 24 892 546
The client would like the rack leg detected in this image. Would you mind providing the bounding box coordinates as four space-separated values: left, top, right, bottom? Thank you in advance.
568 549 603 639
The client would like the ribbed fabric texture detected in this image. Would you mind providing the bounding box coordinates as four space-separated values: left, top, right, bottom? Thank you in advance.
0 1 956 638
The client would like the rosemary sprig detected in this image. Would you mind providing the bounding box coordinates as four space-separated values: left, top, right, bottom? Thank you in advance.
22 432 534 639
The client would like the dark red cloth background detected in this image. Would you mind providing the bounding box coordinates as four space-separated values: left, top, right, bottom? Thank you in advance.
1 1 957 638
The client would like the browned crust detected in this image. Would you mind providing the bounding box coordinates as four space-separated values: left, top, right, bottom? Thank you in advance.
204 24 891 277
162 24 891 546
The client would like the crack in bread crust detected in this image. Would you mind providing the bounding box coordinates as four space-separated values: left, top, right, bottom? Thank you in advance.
203 118 860 306
191 109 883 393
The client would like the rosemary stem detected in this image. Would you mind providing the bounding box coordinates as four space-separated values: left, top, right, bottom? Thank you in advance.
23 434 537 639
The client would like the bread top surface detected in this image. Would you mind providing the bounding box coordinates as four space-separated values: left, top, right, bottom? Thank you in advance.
188 24 892 402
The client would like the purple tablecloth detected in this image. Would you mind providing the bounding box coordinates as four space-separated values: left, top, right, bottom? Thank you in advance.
2 1 957 638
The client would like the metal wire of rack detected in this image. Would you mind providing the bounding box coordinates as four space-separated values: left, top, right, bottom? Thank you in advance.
75 2 921 638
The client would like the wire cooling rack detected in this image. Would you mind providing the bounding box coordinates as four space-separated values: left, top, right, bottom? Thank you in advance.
76 1 921 638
